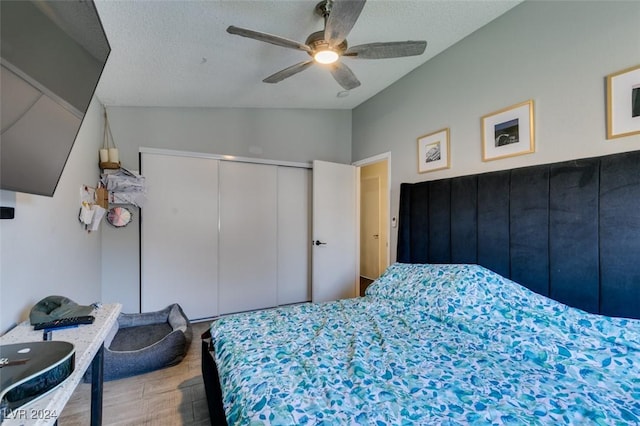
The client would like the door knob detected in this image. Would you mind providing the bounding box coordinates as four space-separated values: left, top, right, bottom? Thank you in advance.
314 240 327 246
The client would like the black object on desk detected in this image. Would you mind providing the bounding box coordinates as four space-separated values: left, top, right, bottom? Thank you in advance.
33 315 95 331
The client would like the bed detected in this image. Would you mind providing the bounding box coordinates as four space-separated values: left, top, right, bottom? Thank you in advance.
202 151 640 424
203 263 640 425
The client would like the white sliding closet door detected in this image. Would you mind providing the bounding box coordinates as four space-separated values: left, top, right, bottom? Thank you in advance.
141 153 219 320
277 167 311 305
219 162 278 315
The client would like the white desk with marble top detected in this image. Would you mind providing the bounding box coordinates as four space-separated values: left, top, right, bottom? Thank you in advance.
0 303 121 426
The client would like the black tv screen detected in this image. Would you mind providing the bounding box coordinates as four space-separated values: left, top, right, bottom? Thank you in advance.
0 0 110 197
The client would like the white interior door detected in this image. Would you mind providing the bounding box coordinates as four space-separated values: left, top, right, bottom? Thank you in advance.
312 160 358 303
141 153 219 320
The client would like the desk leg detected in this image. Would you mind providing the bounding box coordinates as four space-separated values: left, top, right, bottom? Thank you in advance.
90 343 104 426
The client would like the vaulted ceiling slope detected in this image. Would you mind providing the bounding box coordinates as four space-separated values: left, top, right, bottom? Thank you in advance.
94 0 522 110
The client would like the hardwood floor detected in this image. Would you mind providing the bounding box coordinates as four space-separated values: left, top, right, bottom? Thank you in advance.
58 322 212 426
360 276 374 297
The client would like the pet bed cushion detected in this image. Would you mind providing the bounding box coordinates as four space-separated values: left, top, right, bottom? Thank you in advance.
84 303 192 382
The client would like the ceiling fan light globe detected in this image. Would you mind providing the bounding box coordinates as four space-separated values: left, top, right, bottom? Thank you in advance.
314 50 339 64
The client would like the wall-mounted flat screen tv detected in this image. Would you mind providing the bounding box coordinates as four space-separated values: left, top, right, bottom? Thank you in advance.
1 0 110 197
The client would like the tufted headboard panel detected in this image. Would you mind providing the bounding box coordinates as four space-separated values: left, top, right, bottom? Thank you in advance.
397 150 640 319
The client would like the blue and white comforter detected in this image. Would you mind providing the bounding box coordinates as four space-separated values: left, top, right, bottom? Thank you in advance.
210 263 640 425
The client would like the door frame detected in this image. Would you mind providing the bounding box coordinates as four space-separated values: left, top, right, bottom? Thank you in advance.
353 152 391 295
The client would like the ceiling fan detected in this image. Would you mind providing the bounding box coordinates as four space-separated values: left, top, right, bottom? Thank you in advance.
227 0 427 90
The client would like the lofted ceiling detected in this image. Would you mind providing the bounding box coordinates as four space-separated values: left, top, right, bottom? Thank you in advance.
94 0 522 110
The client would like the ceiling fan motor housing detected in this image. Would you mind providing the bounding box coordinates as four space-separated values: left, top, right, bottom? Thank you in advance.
306 30 347 58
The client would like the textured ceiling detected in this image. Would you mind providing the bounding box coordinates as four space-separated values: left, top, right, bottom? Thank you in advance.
94 0 522 110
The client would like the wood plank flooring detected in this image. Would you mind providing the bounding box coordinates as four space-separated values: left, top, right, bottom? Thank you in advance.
58 322 212 426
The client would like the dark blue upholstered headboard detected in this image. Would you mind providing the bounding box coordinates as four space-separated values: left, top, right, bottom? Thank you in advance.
397 150 640 319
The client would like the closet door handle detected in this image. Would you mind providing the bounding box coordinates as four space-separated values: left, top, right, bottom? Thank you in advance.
314 240 327 246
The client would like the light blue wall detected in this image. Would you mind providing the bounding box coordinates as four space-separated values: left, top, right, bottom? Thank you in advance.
352 1 640 263
104 107 352 169
0 98 104 332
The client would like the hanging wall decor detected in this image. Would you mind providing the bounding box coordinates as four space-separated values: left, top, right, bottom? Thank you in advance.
106 206 133 228
417 128 450 173
99 108 120 169
481 99 535 161
606 64 640 139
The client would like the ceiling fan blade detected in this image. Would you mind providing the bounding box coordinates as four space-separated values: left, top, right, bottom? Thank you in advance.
324 0 366 47
263 61 314 84
329 61 361 90
227 26 311 53
344 41 427 59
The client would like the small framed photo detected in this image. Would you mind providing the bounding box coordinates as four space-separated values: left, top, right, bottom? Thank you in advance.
606 64 640 139
417 128 450 173
481 100 534 161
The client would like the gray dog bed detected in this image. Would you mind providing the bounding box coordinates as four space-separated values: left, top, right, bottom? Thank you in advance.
85 304 192 382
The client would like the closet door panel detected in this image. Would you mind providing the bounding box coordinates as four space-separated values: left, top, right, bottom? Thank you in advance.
277 167 311 305
141 153 219 320
219 162 278 314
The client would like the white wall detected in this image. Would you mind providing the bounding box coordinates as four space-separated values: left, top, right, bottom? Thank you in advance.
0 98 104 333
101 107 351 312
352 1 640 263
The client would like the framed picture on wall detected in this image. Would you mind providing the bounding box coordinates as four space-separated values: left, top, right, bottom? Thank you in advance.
606 64 640 139
481 99 534 161
417 128 450 173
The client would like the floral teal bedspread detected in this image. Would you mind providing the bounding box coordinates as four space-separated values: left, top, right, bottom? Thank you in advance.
210 264 640 425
